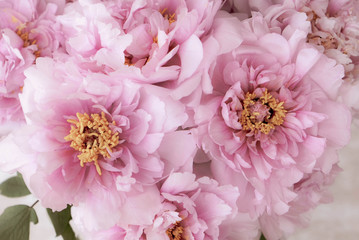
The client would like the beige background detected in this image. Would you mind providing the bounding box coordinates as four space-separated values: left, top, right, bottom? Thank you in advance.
1 125 359 239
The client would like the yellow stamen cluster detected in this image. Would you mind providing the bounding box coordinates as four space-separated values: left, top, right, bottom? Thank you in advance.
64 112 120 175
16 26 40 58
240 89 286 134
160 8 176 24
166 221 184 240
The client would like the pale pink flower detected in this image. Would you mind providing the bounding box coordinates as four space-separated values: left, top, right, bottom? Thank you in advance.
145 172 239 240
0 0 63 125
245 0 359 79
0 56 196 230
57 0 221 97
298 0 359 82
56 0 129 71
324 0 359 113
73 172 240 240
194 12 351 239
191 158 261 240
253 0 359 115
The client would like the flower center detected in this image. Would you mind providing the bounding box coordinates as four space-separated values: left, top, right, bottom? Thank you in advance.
305 11 340 51
16 26 40 58
307 33 339 50
160 8 176 24
240 90 286 134
166 221 184 240
64 112 120 175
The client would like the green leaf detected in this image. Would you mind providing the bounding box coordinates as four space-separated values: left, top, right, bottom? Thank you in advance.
29 208 39 225
0 205 38 240
47 205 77 240
0 173 31 197
61 224 78 240
260 233 267 240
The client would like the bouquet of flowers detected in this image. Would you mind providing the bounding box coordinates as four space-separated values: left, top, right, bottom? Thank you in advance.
0 0 357 239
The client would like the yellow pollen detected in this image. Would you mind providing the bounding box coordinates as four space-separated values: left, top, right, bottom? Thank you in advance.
160 8 176 24
240 89 286 134
166 221 184 240
64 112 120 175
16 26 41 58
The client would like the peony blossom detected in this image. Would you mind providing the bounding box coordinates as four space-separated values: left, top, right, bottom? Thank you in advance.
0 1 356 239
72 172 241 240
193 11 351 239
0 56 197 229
241 0 359 80
57 0 221 91
144 172 239 240
0 0 63 126
251 0 359 116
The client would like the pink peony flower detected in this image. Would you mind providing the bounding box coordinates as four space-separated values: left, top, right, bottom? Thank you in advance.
298 0 359 82
72 172 241 240
192 156 261 240
246 0 359 79
145 172 239 240
57 0 221 89
253 0 359 116
0 0 63 125
0 56 197 229
193 11 351 239
324 0 359 114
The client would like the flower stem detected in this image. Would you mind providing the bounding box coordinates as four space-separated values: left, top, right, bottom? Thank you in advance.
30 200 39 208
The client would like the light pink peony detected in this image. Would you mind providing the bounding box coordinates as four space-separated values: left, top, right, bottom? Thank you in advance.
73 172 240 240
0 0 63 125
325 0 359 114
297 0 359 82
145 172 239 240
245 0 359 78
192 156 261 240
193 11 351 239
0 56 197 229
253 0 359 116
57 0 221 90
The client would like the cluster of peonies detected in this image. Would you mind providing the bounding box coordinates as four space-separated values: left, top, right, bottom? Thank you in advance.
0 0 356 239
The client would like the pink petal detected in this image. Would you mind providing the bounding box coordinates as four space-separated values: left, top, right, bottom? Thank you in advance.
178 35 203 82
161 172 199 194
